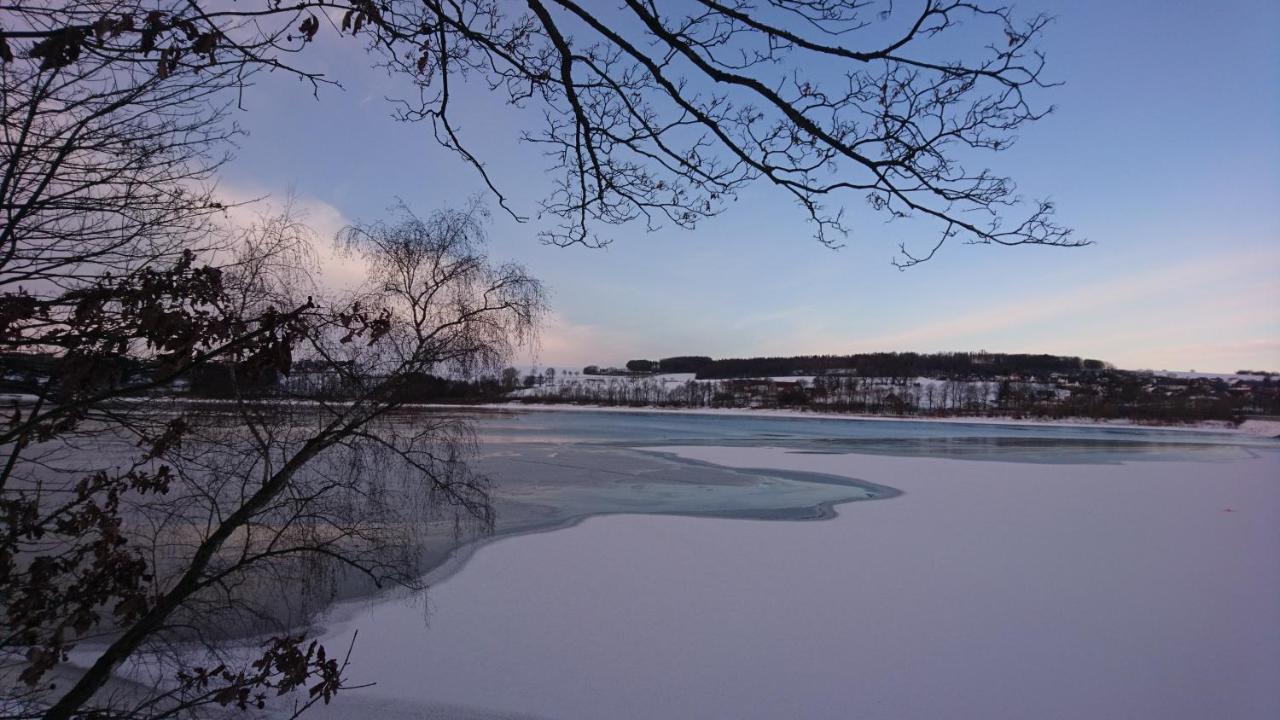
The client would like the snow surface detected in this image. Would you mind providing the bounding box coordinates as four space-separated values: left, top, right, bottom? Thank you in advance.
301 445 1280 720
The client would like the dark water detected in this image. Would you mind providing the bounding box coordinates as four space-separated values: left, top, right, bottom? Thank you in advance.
469 408 1270 465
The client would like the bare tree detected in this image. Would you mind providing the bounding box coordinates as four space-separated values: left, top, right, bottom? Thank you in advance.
500 366 520 391
2 0 1085 261
0 3 238 294
2 203 545 718
0 21 323 715
335 202 544 383
0 15 544 705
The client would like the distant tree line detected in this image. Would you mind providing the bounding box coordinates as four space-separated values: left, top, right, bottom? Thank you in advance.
656 356 715 373
614 352 1108 380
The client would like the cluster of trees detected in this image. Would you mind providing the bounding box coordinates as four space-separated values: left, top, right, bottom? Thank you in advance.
603 352 1110 380
805 374 1272 422
0 353 155 399
521 376 719 407
0 354 518 403
656 357 716 374
286 369 511 404
617 357 715 374
581 365 647 377
689 352 1110 380
499 366 577 391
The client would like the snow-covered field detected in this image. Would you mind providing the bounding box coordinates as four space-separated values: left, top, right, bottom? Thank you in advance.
301 442 1280 720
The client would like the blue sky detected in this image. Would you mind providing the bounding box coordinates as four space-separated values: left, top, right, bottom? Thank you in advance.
218 0 1280 373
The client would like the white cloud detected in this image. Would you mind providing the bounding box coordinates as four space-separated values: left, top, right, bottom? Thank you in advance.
215 182 369 292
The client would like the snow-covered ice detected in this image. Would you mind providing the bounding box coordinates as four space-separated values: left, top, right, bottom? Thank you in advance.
302 441 1280 720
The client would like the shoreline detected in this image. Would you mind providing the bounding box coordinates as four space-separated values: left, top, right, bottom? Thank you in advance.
7 392 1275 439
464 401 1280 439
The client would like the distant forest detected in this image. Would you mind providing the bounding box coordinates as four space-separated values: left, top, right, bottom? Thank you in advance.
614 352 1111 380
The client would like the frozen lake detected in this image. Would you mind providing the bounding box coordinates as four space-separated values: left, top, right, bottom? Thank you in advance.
300 410 1280 720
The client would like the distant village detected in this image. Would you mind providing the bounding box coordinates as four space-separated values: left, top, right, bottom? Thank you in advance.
3 351 1277 426
506 353 1280 425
